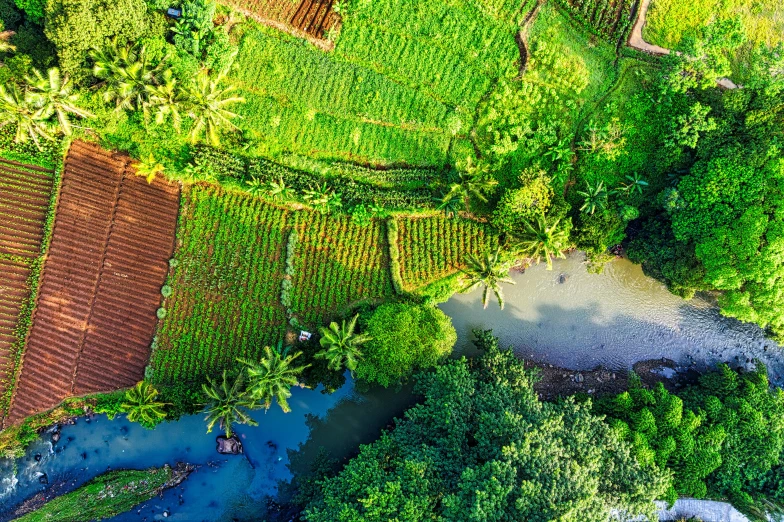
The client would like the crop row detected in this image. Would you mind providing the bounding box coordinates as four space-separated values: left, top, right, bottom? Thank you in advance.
239 90 451 166
555 0 636 41
289 211 395 326
397 216 496 290
150 185 290 383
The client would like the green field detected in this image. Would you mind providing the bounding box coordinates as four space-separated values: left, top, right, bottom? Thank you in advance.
150 184 486 383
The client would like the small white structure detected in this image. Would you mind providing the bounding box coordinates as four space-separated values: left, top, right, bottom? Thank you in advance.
299 330 312 342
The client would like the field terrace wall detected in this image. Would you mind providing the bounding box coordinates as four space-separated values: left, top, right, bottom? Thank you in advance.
5 141 180 426
0 158 56 418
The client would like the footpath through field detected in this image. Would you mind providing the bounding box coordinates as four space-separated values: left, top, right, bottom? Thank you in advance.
5 141 180 426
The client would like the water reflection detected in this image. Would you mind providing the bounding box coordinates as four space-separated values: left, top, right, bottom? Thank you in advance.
442 252 782 382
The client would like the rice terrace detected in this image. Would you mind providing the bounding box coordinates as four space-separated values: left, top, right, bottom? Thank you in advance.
0 0 784 518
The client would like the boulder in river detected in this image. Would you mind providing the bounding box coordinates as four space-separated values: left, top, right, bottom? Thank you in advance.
216 435 243 455
37 473 48 484
51 431 61 444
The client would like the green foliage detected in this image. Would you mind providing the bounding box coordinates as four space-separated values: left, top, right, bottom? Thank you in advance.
242 344 309 413
202 369 258 438
514 211 571 270
492 168 554 234
554 0 636 43
385 218 404 294
397 215 495 291
44 0 153 80
16 467 175 522
303 331 668 521
460 246 514 309
12 0 43 24
316 314 370 374
120 381 167 428
356 302 456 387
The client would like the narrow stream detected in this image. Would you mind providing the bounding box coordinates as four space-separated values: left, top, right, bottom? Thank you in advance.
0 253 778 520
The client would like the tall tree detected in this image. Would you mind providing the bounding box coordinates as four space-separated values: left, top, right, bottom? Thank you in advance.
315 314 370 374
25 67 93 136
515 212 570 270
202 369 258 438
577 180 609 215
91 40 166 112
241 345 309 413
121 381 168 427
460 246 515 309
0 83 52 148
182 72 244 146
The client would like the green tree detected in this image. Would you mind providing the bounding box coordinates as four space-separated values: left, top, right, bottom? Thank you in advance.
134 153 164 184
460 246 514 309
577 180 609 215
303 330 668 521
45 0 151 79
182 72 243 146
25 67 92 136
514 212 570 270
91 40 167 112
144 68 182 130
315 314 370 375
0 82 52 148
356 303 456 387
202 369 258 438
241 345 309 413
120 381 168 428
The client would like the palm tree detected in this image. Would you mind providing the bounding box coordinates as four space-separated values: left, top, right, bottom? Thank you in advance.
121 381 168 426
460 246 515 310
91 41 167 112
182 72 244 146
443 171 498 212
0 83 52 148
435 192 462 219
202 369 258 438
134 154 164 184
241 344 309 413
618 173 649 196
145 69 183 130
315 314 370 374
25 67 93 136
515 212 570 271
577 180 608 215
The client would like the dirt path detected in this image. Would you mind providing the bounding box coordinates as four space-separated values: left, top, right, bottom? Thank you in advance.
628 0 670 54
516 0 545 77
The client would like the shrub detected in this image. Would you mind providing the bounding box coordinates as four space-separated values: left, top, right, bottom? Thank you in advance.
356 302 456 387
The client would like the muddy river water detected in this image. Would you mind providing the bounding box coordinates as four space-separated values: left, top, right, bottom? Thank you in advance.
0 253 778 520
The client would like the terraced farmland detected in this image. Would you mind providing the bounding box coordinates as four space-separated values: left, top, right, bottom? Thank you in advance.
221 0 339 40
6 141 180 425
397 216 495 291
0 158 56 420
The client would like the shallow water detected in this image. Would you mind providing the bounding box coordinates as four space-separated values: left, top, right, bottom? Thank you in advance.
0 380 416 521
0 253 780 520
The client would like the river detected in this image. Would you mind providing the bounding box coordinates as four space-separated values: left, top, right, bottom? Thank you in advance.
0 253 778 521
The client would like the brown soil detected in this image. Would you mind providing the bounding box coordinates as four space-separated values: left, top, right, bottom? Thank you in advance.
0 161 53 417
5 141 180 426
222 0 339 44
530 358 680 400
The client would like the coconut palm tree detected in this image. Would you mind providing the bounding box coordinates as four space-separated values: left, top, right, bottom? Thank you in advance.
25 67 93 136
121 381 168 426
577 180 608 215
515 212 570 271
436 192 462 219
241 344 309 413
0 83 52 148
202 369 258 438
182 72 244 146
443 171 498 212
315 314 370 374
460 246 515 310
91 41 167 112
145 69 183 130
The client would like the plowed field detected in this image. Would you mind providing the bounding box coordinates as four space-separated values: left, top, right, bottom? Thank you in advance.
6 141 180 426
0 158 55 419
223 0 338 40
